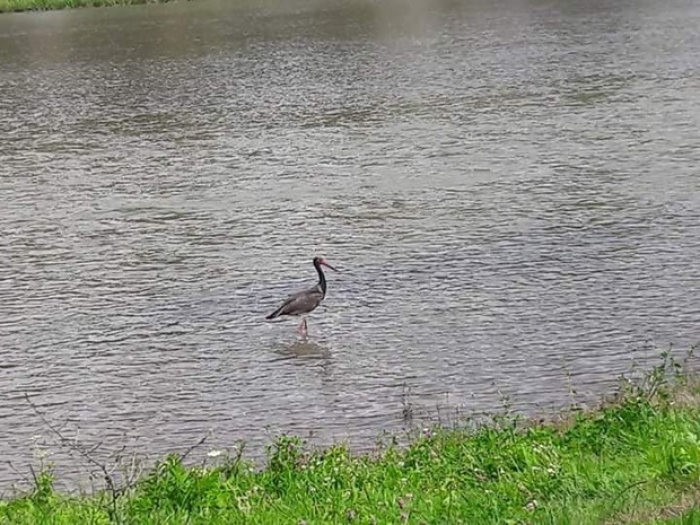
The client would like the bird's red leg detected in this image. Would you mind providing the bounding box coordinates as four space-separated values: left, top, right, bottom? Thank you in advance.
296 317 307 336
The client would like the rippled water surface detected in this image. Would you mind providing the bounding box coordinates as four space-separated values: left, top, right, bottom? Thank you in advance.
1 0 699 488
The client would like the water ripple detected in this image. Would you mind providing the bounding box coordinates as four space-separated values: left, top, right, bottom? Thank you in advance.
1 0 699 489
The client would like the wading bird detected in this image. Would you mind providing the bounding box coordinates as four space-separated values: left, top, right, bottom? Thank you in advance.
266 257 337 336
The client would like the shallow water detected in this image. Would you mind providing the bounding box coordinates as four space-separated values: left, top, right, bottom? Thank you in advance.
1 0 699 489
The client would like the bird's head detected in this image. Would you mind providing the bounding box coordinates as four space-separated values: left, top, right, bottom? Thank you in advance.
314 257 337 272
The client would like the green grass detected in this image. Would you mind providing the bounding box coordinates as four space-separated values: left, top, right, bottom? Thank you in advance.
650 504 700 524
2 355 700 524
657 507 700 524
0 0 173 13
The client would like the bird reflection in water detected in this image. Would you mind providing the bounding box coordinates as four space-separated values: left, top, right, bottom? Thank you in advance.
273 340 332 361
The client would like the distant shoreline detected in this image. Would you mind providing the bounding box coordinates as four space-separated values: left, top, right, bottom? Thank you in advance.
0 0 176 14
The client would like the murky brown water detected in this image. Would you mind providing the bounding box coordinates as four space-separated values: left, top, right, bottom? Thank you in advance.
1 0 699 490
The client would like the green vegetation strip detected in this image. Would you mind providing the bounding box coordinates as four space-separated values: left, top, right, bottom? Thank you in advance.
0 0 172 13
2 360 700 524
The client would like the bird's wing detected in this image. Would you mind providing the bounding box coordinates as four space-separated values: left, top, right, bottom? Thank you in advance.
266 286 323 319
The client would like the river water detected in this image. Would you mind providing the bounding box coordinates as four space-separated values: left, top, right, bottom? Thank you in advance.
1 0 699 490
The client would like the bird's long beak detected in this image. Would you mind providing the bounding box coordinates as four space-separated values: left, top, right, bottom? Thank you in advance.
321 260 338 272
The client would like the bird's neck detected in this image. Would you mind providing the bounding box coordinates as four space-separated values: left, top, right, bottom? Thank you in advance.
315 262 327 296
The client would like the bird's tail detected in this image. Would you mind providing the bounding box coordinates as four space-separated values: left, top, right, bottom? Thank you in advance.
266 307 283 320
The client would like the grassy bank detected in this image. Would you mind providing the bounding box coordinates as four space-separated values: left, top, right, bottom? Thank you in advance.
2 355 700 524
0 0 172 13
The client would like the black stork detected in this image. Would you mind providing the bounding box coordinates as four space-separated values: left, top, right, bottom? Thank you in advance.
266 257 338 336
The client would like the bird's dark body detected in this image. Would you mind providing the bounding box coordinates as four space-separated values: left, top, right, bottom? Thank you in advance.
266 257 332 320
265 284 325 319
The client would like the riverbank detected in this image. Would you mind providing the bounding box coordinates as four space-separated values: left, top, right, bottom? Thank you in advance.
1 355 699 524
0 0 173 13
